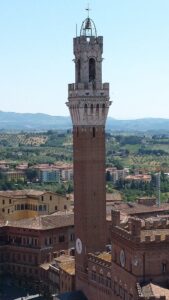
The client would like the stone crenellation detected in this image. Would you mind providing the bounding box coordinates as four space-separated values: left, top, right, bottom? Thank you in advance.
68 82 109 94
111 210 169 244
88 253 111 268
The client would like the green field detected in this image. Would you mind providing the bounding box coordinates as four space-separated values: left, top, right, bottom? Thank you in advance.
0 131 169 200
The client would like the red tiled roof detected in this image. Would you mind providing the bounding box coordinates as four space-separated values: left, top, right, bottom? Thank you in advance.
3 212 74 230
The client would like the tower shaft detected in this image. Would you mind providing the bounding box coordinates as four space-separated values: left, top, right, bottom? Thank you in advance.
73 125 106 270
67 17 111 284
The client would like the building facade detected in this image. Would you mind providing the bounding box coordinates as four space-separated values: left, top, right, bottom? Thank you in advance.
39 168 60 183
0 213 74 285
0 190 71 220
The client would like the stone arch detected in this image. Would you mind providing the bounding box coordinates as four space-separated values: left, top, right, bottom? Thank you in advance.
106 272 111 288
102 103 105 113
84 103 88 113
96 103 99 113
90 103 94 113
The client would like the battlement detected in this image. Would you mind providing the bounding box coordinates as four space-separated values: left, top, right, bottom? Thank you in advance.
140 217 169 242
67 83 111 126
112 223 140 242
68 82 109 95
144 218 169 230
111 210 169 244
68 83 109 100
88 252 111 268
141 232 169 243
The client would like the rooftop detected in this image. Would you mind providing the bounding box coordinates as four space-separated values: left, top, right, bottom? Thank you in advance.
0 211 74 230
60 260 75 275
0 189 57 198
141 283 169 299
109 201 169 218
89 251 112 265
96 252 111 262
125 174 151 181
40 262 50 271
34 162 73 170
54 254 75 264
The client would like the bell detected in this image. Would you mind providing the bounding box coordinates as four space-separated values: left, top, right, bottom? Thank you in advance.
85 18 91 30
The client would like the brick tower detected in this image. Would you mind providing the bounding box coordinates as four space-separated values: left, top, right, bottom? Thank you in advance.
67 16 111 287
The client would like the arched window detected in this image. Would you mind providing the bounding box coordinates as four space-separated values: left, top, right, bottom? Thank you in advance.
90 104 93 113
102 103 105 113
84 103 88 113
106 272 111 288
89 58 96 82
77 59 81 82
93 127 96 138
91 266 96 281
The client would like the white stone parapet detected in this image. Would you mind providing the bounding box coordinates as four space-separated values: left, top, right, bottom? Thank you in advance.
68 82 109 98
67 83 111 126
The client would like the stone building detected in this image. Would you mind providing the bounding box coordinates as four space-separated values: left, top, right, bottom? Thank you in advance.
0 212 74 286
33 163 73 183
4 170 26 182
110 210 169 299
39 168 60 183
0 190 71 220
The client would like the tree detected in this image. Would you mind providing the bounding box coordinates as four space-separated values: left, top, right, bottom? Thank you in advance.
112 159 123 170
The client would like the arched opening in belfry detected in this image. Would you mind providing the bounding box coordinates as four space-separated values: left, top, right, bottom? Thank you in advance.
84 103 88 113
89 58 96 82
77 59 81 82
102 103 105 113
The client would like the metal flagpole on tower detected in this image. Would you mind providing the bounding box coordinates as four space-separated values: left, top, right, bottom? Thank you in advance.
86 3 91 18
155 172 161 207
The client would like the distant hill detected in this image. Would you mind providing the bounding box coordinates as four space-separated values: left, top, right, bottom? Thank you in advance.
0 111 169 132
106 118 169 132
0 111 72 131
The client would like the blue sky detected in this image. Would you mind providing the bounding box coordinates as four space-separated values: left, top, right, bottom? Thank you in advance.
0 0 169 119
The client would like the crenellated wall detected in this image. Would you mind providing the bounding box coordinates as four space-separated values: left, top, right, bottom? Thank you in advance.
111 211 169 245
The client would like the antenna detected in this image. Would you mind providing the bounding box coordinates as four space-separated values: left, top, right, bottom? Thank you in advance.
76 24 78 37
86 3 91 18
155 172 161 207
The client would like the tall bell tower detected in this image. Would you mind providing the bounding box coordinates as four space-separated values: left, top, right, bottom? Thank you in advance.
67 15 111 285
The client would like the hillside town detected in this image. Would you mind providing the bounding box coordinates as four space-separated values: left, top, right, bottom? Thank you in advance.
1 3 169 300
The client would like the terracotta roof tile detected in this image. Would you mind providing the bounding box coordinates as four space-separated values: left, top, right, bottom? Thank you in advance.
2 212 74 230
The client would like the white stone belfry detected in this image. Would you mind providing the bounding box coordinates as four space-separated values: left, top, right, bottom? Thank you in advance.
67 17 111 126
